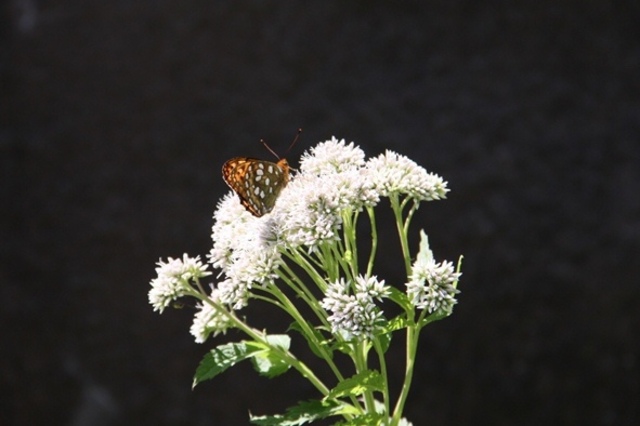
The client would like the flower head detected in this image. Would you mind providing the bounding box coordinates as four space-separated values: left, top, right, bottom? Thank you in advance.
148 254 210 313
208 192 259 271
407 258 461 315
366 150 449 201
268 174 344 248
321 276 389 340
354 275 390 301
299 137 366 175
269 139 380 249
216 278 250 310
190 289 234 343
208 192 283 303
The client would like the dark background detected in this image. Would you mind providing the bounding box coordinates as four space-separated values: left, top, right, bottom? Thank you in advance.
2 1 639 425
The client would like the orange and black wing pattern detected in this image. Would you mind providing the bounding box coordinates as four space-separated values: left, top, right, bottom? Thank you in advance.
222 157 290 217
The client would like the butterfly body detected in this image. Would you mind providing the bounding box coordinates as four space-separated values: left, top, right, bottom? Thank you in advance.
222 157 290 217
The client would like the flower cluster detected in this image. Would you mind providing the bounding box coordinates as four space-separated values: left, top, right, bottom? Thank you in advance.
299 137 366 175
270 138 379 248
189 289 234 343
148 254 211 313
148 136 463 425
150 137 457 344
320 276 390 339
367 150 449 201
406 256 461 315
207 192 283 310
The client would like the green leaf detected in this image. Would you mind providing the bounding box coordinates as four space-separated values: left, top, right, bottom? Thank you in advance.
416 229 434 266
192 341 262 387
334 413 386 426
454 254 464 289
386 315 409 332
264 334 292 350
334 339 366 358
373 315 411 353
250 399 357 425
387 287 410 307
418 310 449 328
288 322 332 360
326 370 384 399
251 351 290 378
249 334 292 378
376 329 392 353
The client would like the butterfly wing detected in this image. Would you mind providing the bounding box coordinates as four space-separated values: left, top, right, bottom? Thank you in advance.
259 158 289 211
222 157 260 216
222 157 290 217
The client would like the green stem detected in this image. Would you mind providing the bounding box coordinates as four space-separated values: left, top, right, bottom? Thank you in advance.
281 248 326 291
184 285 331 396
263 282 346 382
329 241 353 283
402 200 419 243
390 195 412 276
366 206 378 277
354 341 376 412
373 338 390 419
391 325 419 425
342 209 359 278
278 262 324 319
192 277 208 296
318 241 340 281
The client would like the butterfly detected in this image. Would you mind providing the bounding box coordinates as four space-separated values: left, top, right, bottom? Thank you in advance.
222 130 301 217
222 156 290 217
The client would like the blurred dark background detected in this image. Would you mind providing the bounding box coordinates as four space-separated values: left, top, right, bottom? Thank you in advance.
2 1 639 425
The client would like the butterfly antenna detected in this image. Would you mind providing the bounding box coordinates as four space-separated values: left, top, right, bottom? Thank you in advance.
260 128 303 159
260 138 281 160
285 128 303 154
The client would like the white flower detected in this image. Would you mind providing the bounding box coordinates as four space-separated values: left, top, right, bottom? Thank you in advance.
320 276 388 340
228 245 282 287
366 150 449 201
299 137 366 176
208 192 283 300
204 139 454 315
406 259 461 314
216 278 250 310
269 141 379 249
148 254 210 313
330 169 380 210
190 290 233 343
208 192 257 271
354 275 390 301
299 137 379 210
269 174 344 248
